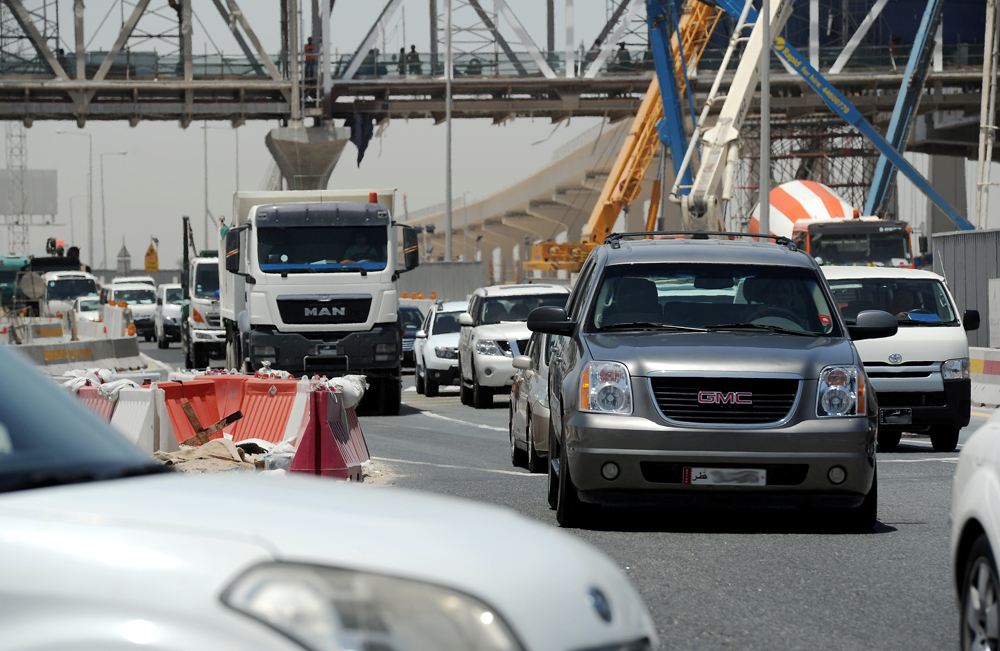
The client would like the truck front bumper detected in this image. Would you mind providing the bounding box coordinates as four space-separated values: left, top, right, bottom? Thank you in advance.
249 324 400 378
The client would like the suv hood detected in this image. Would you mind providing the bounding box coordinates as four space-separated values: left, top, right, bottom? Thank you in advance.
474 322 530 340
585 332 856 380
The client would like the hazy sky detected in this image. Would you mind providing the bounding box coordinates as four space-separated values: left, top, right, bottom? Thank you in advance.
4 0 623 267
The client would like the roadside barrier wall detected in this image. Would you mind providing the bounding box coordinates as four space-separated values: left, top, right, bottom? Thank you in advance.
971 347 1000 407
10 337 144 375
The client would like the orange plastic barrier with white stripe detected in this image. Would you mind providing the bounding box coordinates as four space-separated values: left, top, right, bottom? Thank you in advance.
77 386 115 421
749 180 855 237
230 378 304 444
158 380 224 446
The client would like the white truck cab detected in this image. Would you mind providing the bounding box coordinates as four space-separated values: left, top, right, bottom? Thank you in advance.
823 266 979 452
41 270 98 319
183 256 224 368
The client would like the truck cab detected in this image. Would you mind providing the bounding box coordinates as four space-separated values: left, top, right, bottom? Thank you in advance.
792 217 914 269
183 256 224 368
221 190 419 415
42 270 99 320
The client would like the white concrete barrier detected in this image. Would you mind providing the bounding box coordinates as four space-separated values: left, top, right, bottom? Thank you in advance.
971 347 1000 407
110 386 160 455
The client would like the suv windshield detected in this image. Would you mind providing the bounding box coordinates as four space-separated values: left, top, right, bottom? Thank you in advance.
165 287 183 304
194 264 219 300
257 225 388 272
589 263 839 336
114 289 156 304
47 278 97 300
827 277 957 326
434 311 462 334
479 294 567 325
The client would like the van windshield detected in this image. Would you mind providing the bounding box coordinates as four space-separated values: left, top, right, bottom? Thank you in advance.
257 226 388 273
165 287 183 304
589 263 839 336
827 277 958 326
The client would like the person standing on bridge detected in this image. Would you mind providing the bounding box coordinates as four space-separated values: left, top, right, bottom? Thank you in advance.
304 37 317 86
398 47 407 76
407 45 422 75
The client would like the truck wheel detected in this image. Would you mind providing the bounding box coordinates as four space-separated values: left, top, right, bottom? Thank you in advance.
425 376 440 397
930 427 960 453
192 345 210 369
381 376 402 416
877 431 901 452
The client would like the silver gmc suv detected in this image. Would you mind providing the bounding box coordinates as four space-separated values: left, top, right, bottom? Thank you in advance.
528 233 899 530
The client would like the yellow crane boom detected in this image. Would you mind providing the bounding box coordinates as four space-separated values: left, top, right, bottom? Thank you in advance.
525 1 720 272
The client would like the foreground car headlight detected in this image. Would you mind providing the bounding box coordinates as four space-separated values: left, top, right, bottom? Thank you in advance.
435 346 458 359
223 563 524 651
817 365 865 417
476 339 504 356
942 357 970 380
580 361 632 414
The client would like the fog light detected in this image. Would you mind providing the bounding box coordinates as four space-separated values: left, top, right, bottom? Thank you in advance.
484 367 493 377
828 466 847 485
601 462 620 481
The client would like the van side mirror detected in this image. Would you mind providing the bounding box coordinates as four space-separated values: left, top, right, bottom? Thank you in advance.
225 229 241 274
459 313 474 327
156 297 162 305
848 310 898 341
964 309 981 332
402 226 420 271
527 306 576 336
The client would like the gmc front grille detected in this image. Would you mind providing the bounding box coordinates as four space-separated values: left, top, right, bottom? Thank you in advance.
649 377 800 425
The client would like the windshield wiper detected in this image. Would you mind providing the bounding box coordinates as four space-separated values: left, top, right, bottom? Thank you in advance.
598 322 708 332
0 462 170 494
707 322 819 336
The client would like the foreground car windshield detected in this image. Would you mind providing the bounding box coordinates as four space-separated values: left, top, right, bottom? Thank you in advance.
828 277 957 325
589 263 839 336
480 294 567 324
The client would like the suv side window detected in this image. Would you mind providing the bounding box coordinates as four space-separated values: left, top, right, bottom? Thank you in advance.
422 309 433 334
569 259 598 323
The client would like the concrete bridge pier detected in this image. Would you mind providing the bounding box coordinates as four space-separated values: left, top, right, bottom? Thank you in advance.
265 125 353 190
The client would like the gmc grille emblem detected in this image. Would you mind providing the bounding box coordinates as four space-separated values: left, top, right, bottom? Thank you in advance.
305 306 346 317
698 391 752 405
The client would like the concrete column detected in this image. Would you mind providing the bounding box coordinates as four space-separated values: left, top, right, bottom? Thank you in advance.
929 155 968 234
265 125 352 190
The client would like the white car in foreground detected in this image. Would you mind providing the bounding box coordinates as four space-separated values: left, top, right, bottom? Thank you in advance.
0 343 657 651
952 410 1000 649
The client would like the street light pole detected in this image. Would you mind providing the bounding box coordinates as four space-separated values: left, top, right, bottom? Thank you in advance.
100 151 127 269
759 0 772 236
444 0 453 261
55 131 93 265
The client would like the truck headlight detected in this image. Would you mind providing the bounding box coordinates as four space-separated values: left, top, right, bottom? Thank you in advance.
580 361 632 414
942 357 970 380
253 345 277 358
817 365 865 417
223 563 524 651
476 339 504 357
375 342 397 354
435 346 458 359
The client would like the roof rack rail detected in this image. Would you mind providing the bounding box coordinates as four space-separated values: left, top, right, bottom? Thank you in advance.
604 231 795 250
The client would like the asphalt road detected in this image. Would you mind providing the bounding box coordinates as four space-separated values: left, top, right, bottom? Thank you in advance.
140 340 985 650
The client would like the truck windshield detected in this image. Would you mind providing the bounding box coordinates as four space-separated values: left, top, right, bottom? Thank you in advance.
827 277 958 326
114 289 155 305
47 278 97 300
589 263 840 336
194 264 219 299
480 294 568 325
257 225 388 272
165 287 183 304
811 231 912 268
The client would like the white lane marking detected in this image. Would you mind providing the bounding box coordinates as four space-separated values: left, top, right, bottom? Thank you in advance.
881 457 959 463
420 411 507 432
372 456 544 477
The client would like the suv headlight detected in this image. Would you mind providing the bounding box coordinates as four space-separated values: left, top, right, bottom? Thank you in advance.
435 346 458 359
223 563 524 651
817 365 865 417
580 361 632 414
942 357 970 380
475 339 504 356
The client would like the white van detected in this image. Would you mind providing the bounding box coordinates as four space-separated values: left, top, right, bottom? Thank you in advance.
823 266 980 452
102 283 157 341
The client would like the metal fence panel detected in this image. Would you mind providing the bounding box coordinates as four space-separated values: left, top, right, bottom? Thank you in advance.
933 229 1000 348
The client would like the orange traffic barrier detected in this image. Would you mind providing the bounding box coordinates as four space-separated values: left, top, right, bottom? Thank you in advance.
77 386 115 421
289 389 363 481
230 378 302 444
159 380 225 446
212 375 250 436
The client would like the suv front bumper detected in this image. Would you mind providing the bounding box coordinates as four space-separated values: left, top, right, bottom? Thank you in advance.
472 352 516 388
563 392 876 508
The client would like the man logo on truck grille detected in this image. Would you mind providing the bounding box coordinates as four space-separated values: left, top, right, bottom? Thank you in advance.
305 307 346 317
697 391 752 405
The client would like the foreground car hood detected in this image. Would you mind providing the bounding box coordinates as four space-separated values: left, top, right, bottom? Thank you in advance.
586 332 856 379
0 474 655 650
475 322 531 340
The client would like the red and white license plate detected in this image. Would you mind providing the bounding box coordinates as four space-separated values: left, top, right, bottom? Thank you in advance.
683 467 767 486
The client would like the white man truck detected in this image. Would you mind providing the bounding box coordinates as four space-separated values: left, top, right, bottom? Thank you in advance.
220 190 420 415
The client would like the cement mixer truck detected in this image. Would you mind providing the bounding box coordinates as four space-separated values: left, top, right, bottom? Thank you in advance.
219 190 420 415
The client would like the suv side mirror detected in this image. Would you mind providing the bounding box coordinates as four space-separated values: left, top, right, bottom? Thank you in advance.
459 313 474 327
225 229 241 274
964 309 981 332
848 310 898 341
415 329 427 338
512 355 531 370
402 226 420 272
527 306 576 336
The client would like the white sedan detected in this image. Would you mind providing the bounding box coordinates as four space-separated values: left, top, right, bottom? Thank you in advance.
0 343 658 651
952 410 1000 649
